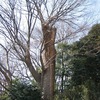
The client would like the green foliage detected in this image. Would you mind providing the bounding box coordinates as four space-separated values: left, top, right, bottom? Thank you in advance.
55 24 100 100
71 24 100 85
70 24 100 99
9 80 41 100
54 24 100 100
55 42 72 99
0 80 41 100
75 24 100 55
0 92 10 100
71 55 100 86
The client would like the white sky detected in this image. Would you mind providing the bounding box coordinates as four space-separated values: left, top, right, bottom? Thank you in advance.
0 0 100 23
89 0 100 23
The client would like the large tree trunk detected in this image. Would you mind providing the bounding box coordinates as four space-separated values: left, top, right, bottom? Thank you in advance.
41 25 56 100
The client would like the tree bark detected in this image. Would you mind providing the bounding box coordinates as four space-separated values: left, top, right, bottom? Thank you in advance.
41 25 56 100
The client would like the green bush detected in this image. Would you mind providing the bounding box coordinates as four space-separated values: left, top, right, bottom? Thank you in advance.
0 92 10 100
9 81 41 100
0 80 41 100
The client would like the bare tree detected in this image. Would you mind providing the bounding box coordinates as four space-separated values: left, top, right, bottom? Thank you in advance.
0 0 88 99
0 44 12 86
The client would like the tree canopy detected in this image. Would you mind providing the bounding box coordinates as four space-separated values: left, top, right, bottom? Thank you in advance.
70 24 100 100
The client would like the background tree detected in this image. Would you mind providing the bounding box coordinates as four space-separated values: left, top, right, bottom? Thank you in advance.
55 42 72 99
71 24 100 100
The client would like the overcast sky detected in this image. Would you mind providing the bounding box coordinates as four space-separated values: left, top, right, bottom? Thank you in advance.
0 0 99 22
0 0 100 38
89 0 100 23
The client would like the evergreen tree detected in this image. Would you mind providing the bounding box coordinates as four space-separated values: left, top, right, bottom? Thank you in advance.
71 24 100 100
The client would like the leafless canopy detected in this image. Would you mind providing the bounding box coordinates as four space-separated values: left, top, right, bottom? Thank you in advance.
0 0 88 89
